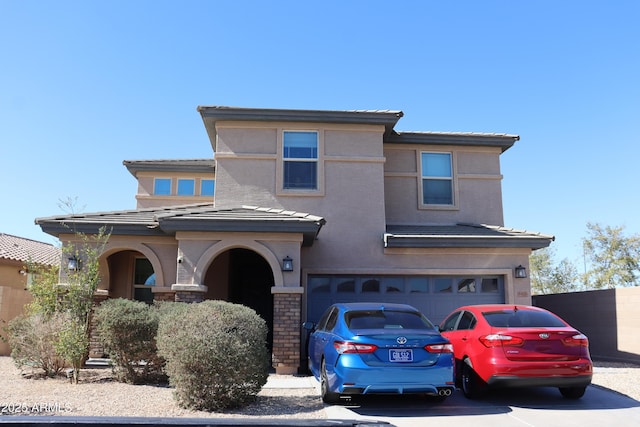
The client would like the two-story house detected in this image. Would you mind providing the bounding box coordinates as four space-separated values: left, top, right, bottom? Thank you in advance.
36 106 553 373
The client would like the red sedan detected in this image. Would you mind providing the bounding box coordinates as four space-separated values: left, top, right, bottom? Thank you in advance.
439 304 592 399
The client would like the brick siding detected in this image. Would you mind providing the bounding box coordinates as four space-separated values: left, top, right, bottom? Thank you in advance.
272 293 301 374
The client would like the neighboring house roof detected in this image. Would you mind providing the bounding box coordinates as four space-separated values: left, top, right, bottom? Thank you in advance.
35 204 327 247
384 224 554 249
123 159 215 177
0 233 60 266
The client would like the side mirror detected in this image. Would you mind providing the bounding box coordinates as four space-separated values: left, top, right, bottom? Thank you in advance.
302 321 315 331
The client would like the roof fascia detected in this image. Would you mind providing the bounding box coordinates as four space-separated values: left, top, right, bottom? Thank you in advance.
158 217 324 246
123 160 215 177
198 106 404 143
385 132 519 153
36 221 167 238
383 234 552 250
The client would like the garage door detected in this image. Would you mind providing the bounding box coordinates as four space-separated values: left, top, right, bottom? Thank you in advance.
306 274 504 325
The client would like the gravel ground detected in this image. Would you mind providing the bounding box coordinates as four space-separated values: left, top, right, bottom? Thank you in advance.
0 357 638 418
0 357 325 418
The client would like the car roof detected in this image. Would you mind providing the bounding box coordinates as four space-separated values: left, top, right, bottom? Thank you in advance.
332 302 420 312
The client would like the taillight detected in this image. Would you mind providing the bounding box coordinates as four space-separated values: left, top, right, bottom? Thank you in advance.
425 343 454 353
334 341 378 354
479 334 524 348
563 334 589 347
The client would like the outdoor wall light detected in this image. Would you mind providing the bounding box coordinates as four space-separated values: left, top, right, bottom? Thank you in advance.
68 256 80 272
514 265 527 278
282 256 293 272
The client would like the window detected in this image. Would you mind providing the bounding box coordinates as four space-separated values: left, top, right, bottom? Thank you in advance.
336 278 355 293
154 178 171 195
421 152 453 205
283 131 318 189
456 311 477 330
134 258 154 304
457 278 476 293
177 179 195 196
433 278 453 293
362 278 380 293
201 179 215 196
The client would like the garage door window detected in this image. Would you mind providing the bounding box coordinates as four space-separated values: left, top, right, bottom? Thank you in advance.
337 277 355 292
306 274 504 324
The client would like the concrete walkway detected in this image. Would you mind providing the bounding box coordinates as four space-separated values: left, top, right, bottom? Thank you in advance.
263 374 320 389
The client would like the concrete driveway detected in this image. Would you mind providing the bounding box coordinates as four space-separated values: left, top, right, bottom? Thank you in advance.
324 385 640 427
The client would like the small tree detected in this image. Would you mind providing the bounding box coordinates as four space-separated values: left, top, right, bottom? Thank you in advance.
582 222 640 289
530 247 579 295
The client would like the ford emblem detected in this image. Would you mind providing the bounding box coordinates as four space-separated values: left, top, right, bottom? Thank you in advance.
539 333 550 339
397 336 407 344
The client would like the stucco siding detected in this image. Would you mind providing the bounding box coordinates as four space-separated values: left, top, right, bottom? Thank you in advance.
384 145 505 225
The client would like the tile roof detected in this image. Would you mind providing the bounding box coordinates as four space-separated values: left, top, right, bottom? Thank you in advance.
0 233 60 266
36 204 326 246
384 223 554 249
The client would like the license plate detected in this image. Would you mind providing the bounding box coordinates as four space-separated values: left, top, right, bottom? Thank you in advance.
389 349 413 362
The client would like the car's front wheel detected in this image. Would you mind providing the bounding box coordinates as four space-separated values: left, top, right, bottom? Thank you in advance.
559 386 587 399
320 359 340 404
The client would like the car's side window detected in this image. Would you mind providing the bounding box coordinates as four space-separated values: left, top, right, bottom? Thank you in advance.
441 311 462 331
456 311 476 330
325 308 338 331
316 308 332 331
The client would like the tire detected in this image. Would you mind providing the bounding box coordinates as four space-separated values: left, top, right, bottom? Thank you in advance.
320 359 340 404
559 386 587 399
461 362 485 399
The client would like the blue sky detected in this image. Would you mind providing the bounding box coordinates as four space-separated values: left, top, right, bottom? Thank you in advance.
1 1 638 267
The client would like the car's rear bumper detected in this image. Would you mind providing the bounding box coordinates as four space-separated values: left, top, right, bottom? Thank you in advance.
332 361 454 396
486 374 592 389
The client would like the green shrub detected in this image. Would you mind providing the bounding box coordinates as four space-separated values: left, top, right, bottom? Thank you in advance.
93 298 165 384
7 313 68 377
157 300 270 411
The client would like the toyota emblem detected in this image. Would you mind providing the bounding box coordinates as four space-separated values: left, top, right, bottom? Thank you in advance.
539 333 550 339
397 336 407 344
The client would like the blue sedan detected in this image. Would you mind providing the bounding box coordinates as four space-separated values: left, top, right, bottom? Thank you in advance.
303 302 455 403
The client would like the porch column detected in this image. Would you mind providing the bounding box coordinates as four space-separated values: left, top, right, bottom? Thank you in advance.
271 287 303 374
88 290 110 358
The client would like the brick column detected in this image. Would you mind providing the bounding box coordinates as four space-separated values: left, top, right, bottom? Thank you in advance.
272 292 302 374
171 284 207 303
88 290 109 358
152 286 176 302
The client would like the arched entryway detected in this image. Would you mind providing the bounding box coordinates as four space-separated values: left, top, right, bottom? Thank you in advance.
105 250 156 303
202 248 275 350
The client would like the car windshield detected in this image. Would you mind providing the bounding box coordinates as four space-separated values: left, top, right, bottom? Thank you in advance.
345 310 434 330
483 309 566 328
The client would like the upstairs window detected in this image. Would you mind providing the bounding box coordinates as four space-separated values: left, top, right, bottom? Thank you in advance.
154 178 171 195
177 179 195 196
421 152 453 205
201 179 215 196
283 131 318 190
